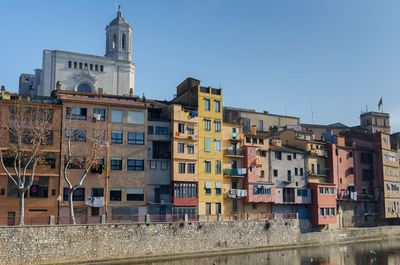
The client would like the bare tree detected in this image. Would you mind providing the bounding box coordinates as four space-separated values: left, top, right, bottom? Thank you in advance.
0 102 53 225
63 115 105 224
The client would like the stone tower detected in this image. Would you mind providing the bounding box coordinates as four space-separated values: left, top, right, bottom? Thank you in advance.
360 111 391 134
105 7 133 62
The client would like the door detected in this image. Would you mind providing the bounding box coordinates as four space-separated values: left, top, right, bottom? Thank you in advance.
7 212 15 226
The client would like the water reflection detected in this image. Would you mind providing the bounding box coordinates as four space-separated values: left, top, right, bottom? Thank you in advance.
135 240 400 265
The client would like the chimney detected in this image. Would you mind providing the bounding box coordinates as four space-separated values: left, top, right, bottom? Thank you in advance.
250 125 257 136
129 88 133 97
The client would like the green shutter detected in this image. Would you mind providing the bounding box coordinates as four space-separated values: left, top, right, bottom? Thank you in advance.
204 137 211 152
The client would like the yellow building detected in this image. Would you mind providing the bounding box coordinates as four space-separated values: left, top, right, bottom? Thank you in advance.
171 78 223 216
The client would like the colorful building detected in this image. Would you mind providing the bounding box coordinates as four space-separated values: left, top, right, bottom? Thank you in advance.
171 78 223 216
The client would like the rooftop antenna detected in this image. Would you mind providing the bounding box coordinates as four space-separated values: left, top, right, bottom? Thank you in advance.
311 101 314 124
285 107 287 116
366 104 368 112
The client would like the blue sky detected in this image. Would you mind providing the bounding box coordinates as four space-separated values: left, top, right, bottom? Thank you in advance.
1 0 400 130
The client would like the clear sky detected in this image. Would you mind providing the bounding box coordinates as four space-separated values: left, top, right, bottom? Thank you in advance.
1 0 399 131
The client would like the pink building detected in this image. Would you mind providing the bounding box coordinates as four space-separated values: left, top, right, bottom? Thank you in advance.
309 183 337 225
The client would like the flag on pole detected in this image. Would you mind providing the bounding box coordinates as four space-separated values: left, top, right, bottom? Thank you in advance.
378 97 383 111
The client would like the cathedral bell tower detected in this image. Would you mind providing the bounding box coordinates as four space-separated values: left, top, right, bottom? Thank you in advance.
105 7 132 62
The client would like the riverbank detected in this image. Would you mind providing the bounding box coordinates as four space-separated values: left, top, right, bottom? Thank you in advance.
1 220 399 265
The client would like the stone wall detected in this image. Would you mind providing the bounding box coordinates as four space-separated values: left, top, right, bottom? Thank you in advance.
0 220 399 265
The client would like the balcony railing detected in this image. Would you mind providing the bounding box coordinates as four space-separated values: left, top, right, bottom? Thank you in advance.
228 189 247 198
223 168 247 177
308 149 328 157
224 149 244 157
307 170 329 177
337 192 376 201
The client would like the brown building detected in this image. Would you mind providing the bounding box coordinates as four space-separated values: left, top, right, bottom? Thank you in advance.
56 90 148 221
0 90 62 225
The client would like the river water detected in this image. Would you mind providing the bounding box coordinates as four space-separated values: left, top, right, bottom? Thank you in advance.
133 240 400 265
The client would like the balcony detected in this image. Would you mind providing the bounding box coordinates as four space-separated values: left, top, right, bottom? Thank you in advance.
228 189 247 198
224 149 244 157
223 168 247 177
307 170 329 177
337 192 376 201
308 149 328 157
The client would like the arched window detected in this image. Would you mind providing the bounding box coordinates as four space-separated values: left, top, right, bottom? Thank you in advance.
112 34 117 49
77 83 92 93
122 33 126 51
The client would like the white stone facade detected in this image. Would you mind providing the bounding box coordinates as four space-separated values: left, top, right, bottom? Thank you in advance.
19 10 135 97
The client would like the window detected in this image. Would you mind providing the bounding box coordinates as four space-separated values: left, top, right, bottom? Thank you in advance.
161 161 168 170
287 170 292 181
204 137 211 152
188 163 195 174
95 64 98 71
188 145 195 154
204 119 211 131
63 188 85 201
215 140 221 152
215 160 221 174
258 120 264 131
179 163 186 173
150 160 157 169
319 187 324 194
127 188 144 201
29 177 49 198
122 33 127 51
275 151 282 160
216 203 221 214
110 189 121 201
91 188 104 197
66 107 87 120
253 185 272 195
155 126 169 135
111 110 123 123
287 155 292 160
273 169 278 177
111 158 122 170
331 208 335 215
215 100 221 113
174 182 197 198
204 99 210 111
297 189 308 197
215 120 221 132
127 111 145 124
294 168 298 176
68 61 72 68
300 168 304 176
111 131 123 144
205 161 211 173
330 188 335 194
206 202 212 215
187 125 194 135
293 153 297 159
178 143 185 153
90 64 93 71
215 183 222 196
361 152 373 164
362 169 374 180
100 65 104 72
320 208 324 216
79 62 82 69
128 132 145 145
178 123 185 133
66 128 86 142
127 159 144 171
148 126 154 135
93 108 106 121
91 207 99 216
205 182 212 195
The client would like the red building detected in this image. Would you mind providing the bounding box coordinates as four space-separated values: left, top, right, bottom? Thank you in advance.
309 183 337 225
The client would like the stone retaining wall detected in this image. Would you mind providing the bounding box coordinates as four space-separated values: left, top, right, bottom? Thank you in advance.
0 220 399 265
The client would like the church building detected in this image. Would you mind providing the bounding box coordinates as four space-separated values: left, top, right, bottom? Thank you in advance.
19 8 135 97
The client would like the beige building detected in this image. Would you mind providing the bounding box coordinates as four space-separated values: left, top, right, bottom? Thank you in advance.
223 107 299 132
56 90 147 221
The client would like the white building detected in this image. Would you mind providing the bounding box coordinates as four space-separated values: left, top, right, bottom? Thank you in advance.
19 9 135 97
